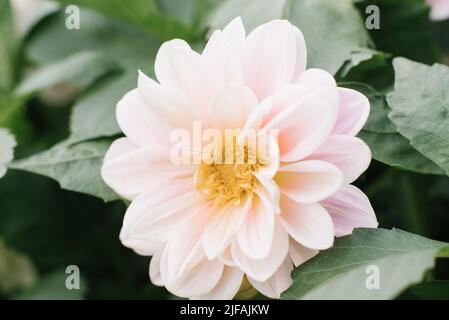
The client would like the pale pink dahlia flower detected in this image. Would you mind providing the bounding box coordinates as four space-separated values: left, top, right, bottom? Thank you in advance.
427 0 449 21
101 18 378 299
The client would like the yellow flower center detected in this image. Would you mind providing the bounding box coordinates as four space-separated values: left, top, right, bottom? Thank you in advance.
194 137 263 205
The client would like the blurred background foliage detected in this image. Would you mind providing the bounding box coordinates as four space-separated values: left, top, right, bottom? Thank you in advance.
0 0 448 299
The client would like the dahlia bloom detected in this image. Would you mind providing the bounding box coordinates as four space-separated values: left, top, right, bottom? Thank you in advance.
101 18 377 299
427 0 449 21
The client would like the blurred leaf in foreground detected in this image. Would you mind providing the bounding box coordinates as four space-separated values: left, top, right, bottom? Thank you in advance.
0 128 16 178
283 228 449 299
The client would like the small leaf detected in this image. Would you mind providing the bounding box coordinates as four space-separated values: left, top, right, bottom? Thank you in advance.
282 228 448 300
10 139 118 202
388 58 449 175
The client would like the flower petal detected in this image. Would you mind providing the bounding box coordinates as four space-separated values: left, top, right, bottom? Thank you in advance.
203 197 252 259
237 192 275 260
119 179 199 255
232 218 289 282
207 83 257 130
288 238 318 267
276 160 343 203
280 195 334 250
248 256 293 299
149 247 164 286
332 88 370 136
192 267 244 300
242 20 307 100
155 39 223 113
101 143 195 200
222 17 246 55
306 135 371 184
321 184 378 237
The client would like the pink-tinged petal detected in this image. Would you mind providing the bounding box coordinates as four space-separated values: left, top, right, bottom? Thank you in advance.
101 144 195 200
242 20 307 100
137 73 204 137
232 218 289 282
116 89 166 147
203 30 243 82
280 195 334 250
288 238 318 267
332 88 370 136
236 192 275 260
253 133 280 179
242 97 273 132
427 0 449 21
119 180 198 255
155 39 223 113
103 137 138 163
207 83 257 130
265 98 338 162
248 256 293 299
321 184 378 237
203 197 252 259
192 267 244 300
307 135 371 184
254 175 280 214
276 160 343 204
222 17 246 55
138 69 158 87
149 248 164 286
295 68 336 90
218 246 236 267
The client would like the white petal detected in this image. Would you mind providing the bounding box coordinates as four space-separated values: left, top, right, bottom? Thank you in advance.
192 267 244 300
280 195 334 250
276 160 343 203
332 88 370 136
321 184 378 237
232 218 289 282
149 248 164 286
248 256 293 299
155 39 223 113
307 135 371 184
242 20 307 100
288 238 318 267
222 17 246 55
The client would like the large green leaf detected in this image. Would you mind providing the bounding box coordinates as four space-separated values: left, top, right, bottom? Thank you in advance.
0 128 16 178
388 58 449 175
54 0 198 41
0 0 16 93
209 0 371 74
339 82 444 175
282 228 449 300
16 51 118 96
10 139 118 202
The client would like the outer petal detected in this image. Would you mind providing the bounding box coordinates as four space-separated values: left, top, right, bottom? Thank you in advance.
149 247 164 286
155 39 223 113
307 135 371 184
222 17 246 55
332 88 370 136
232 218 289 282
203 197 252 259
428 0 449 21
116 89 165 147
288 238 318 267
203 29 243 82
321 185 378 237
280 195 334 250
101 143 195 200
242 20 307 100
207 83 257 130
248 256 293 299
236 192 275 260
192 267 244 300
119 179 199 255
265 98 338 162
276 160 343 204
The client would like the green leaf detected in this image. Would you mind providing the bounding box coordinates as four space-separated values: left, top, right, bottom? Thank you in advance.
338 82 444 175
10 139 118 202
16 51 118 96
54 0 198 41
0 239 37 295
209 0 371 74
388 58 449 175
14 270 86 300
0 0 16 93
282 228 449 300
338 49 390 78
0 128 16 178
